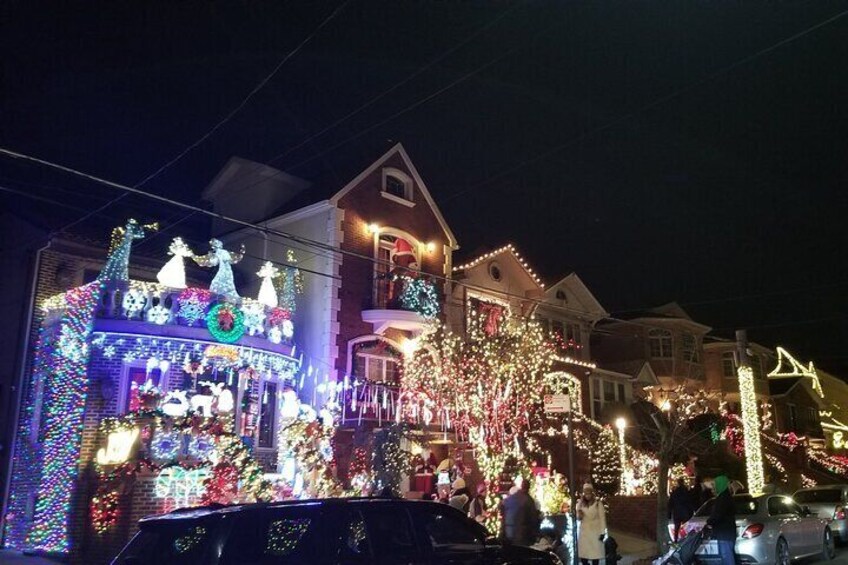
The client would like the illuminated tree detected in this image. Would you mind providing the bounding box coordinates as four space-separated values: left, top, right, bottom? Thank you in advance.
372 424 413 496
402 312 556 505
591 426 621 498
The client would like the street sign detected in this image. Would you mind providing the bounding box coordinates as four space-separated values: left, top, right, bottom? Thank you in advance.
544 394 571 413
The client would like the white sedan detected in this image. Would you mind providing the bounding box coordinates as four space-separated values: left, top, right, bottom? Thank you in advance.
683 494 834 565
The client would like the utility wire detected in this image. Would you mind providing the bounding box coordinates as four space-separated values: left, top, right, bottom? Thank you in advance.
6 146 842 341
43 0 351 242
443 6 848 202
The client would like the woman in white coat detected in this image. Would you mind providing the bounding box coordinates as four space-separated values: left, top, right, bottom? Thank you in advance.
577 483 607 565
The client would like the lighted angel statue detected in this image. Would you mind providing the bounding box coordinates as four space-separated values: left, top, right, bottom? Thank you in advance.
256 261 279 308
98 219 158 282
192 239 245 300
156 237 194 289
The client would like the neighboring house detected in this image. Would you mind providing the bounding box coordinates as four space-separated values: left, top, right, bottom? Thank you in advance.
592 302 711 391
769 377 825 439
703 338 773 405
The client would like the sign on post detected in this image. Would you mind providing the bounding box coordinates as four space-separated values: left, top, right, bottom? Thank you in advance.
544 394 571 414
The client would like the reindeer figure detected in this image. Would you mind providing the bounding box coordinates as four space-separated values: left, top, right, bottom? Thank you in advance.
98 219 158 282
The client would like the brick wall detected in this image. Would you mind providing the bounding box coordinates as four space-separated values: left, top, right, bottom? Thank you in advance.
607 495 658 540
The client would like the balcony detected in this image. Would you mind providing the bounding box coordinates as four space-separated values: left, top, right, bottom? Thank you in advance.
43 280 298 357
361 274 440 335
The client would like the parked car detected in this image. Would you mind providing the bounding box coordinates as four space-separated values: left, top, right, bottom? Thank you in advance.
683 494 834 565
794 485 848 543
111 497 561 564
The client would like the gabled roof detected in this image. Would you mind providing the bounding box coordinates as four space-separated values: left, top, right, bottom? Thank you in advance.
769 377 827 408
543 273 608 319
614 302 711 333
601 361 660 385
452 244 543 287
330 143 458 249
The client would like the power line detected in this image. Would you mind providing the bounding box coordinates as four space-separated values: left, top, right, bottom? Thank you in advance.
442 6 848 202
3 147 844 341
47 0 352 242
200 1 525 203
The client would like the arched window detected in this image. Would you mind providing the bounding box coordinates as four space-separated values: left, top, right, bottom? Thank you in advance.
648 329 673 358
381 168 413 203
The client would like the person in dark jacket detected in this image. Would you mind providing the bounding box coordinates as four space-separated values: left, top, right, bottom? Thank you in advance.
690 476 704 508
501 477 540 546
668 478 694 542
706 475 736 565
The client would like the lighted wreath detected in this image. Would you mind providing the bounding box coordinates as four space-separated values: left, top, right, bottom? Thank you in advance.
399 277 440 318
206 304 245 343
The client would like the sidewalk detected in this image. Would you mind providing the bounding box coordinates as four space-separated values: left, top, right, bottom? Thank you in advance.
0 550 62 564
610 529 658 565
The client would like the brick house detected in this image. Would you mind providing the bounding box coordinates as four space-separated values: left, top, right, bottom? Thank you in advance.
592 303 711 401
217 143 458 481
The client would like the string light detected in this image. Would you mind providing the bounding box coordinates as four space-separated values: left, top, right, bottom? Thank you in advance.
452 244 545 287
768 346 824 398
738 365 765 496
256 261 280 308
26 282 101 553
206 304 246 343
192 239 245 301
97 219 158 282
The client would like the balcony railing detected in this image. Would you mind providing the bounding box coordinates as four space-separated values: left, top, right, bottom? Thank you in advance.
340 381 400 426
367 273 440 319
44 281 296 348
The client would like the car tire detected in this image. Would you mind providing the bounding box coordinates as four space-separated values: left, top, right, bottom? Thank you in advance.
821 528 835 561
776 538 790 565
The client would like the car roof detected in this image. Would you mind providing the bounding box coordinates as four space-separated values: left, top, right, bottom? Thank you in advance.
139 497 450 524
794 485 848 492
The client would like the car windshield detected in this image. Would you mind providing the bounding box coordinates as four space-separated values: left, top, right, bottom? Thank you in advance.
694 496 759 517
794 489 842 503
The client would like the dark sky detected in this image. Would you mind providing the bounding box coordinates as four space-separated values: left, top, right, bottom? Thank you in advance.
2 2 847 372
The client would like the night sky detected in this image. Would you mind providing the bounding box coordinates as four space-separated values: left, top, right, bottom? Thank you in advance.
2 2 847 373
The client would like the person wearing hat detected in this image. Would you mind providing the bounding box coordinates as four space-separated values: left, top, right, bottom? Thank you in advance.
577 483 607 565
448 478 471 512
705 475 736 565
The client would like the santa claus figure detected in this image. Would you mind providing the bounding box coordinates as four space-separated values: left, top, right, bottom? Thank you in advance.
388 237 419 303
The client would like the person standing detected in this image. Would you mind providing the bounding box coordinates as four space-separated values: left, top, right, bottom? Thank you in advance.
706 475 736 565
577 483 607 565
690 476 704 508
468 483 489 523
448 478 470 512
669 478 694 542
502 477 540 546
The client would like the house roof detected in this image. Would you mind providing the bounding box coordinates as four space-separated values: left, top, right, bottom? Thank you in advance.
452 244 543 287
769 377 802 396
542 273 609 319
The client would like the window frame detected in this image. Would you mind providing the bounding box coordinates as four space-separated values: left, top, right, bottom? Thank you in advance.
118 361 171 414
722 351 737 378
590 377 629 420
682 333 699 362
257 380 279 449
648 329 673 359
381 168 414 206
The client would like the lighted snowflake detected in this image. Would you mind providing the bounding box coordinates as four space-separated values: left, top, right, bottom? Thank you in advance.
147 305 171 325
122 289 148 318
58 326 88 362
268 327 282 344
241 303 266 336
123 352 136 363
103 345 116 359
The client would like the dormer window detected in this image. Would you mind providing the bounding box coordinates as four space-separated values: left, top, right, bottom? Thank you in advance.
381 168 414 206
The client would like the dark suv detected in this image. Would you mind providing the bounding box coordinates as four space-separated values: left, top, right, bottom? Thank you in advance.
112 497 560 564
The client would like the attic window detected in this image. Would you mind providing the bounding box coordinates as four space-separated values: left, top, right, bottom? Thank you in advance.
555 290 567 301
381 169 414 206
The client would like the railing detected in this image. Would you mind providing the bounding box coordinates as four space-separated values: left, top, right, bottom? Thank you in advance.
44 281 296 345
368 274 440 318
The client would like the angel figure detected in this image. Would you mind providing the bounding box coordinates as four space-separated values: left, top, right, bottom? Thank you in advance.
256 261 279 307
192 239 245 300
98 219 158 282
157 237 194 288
